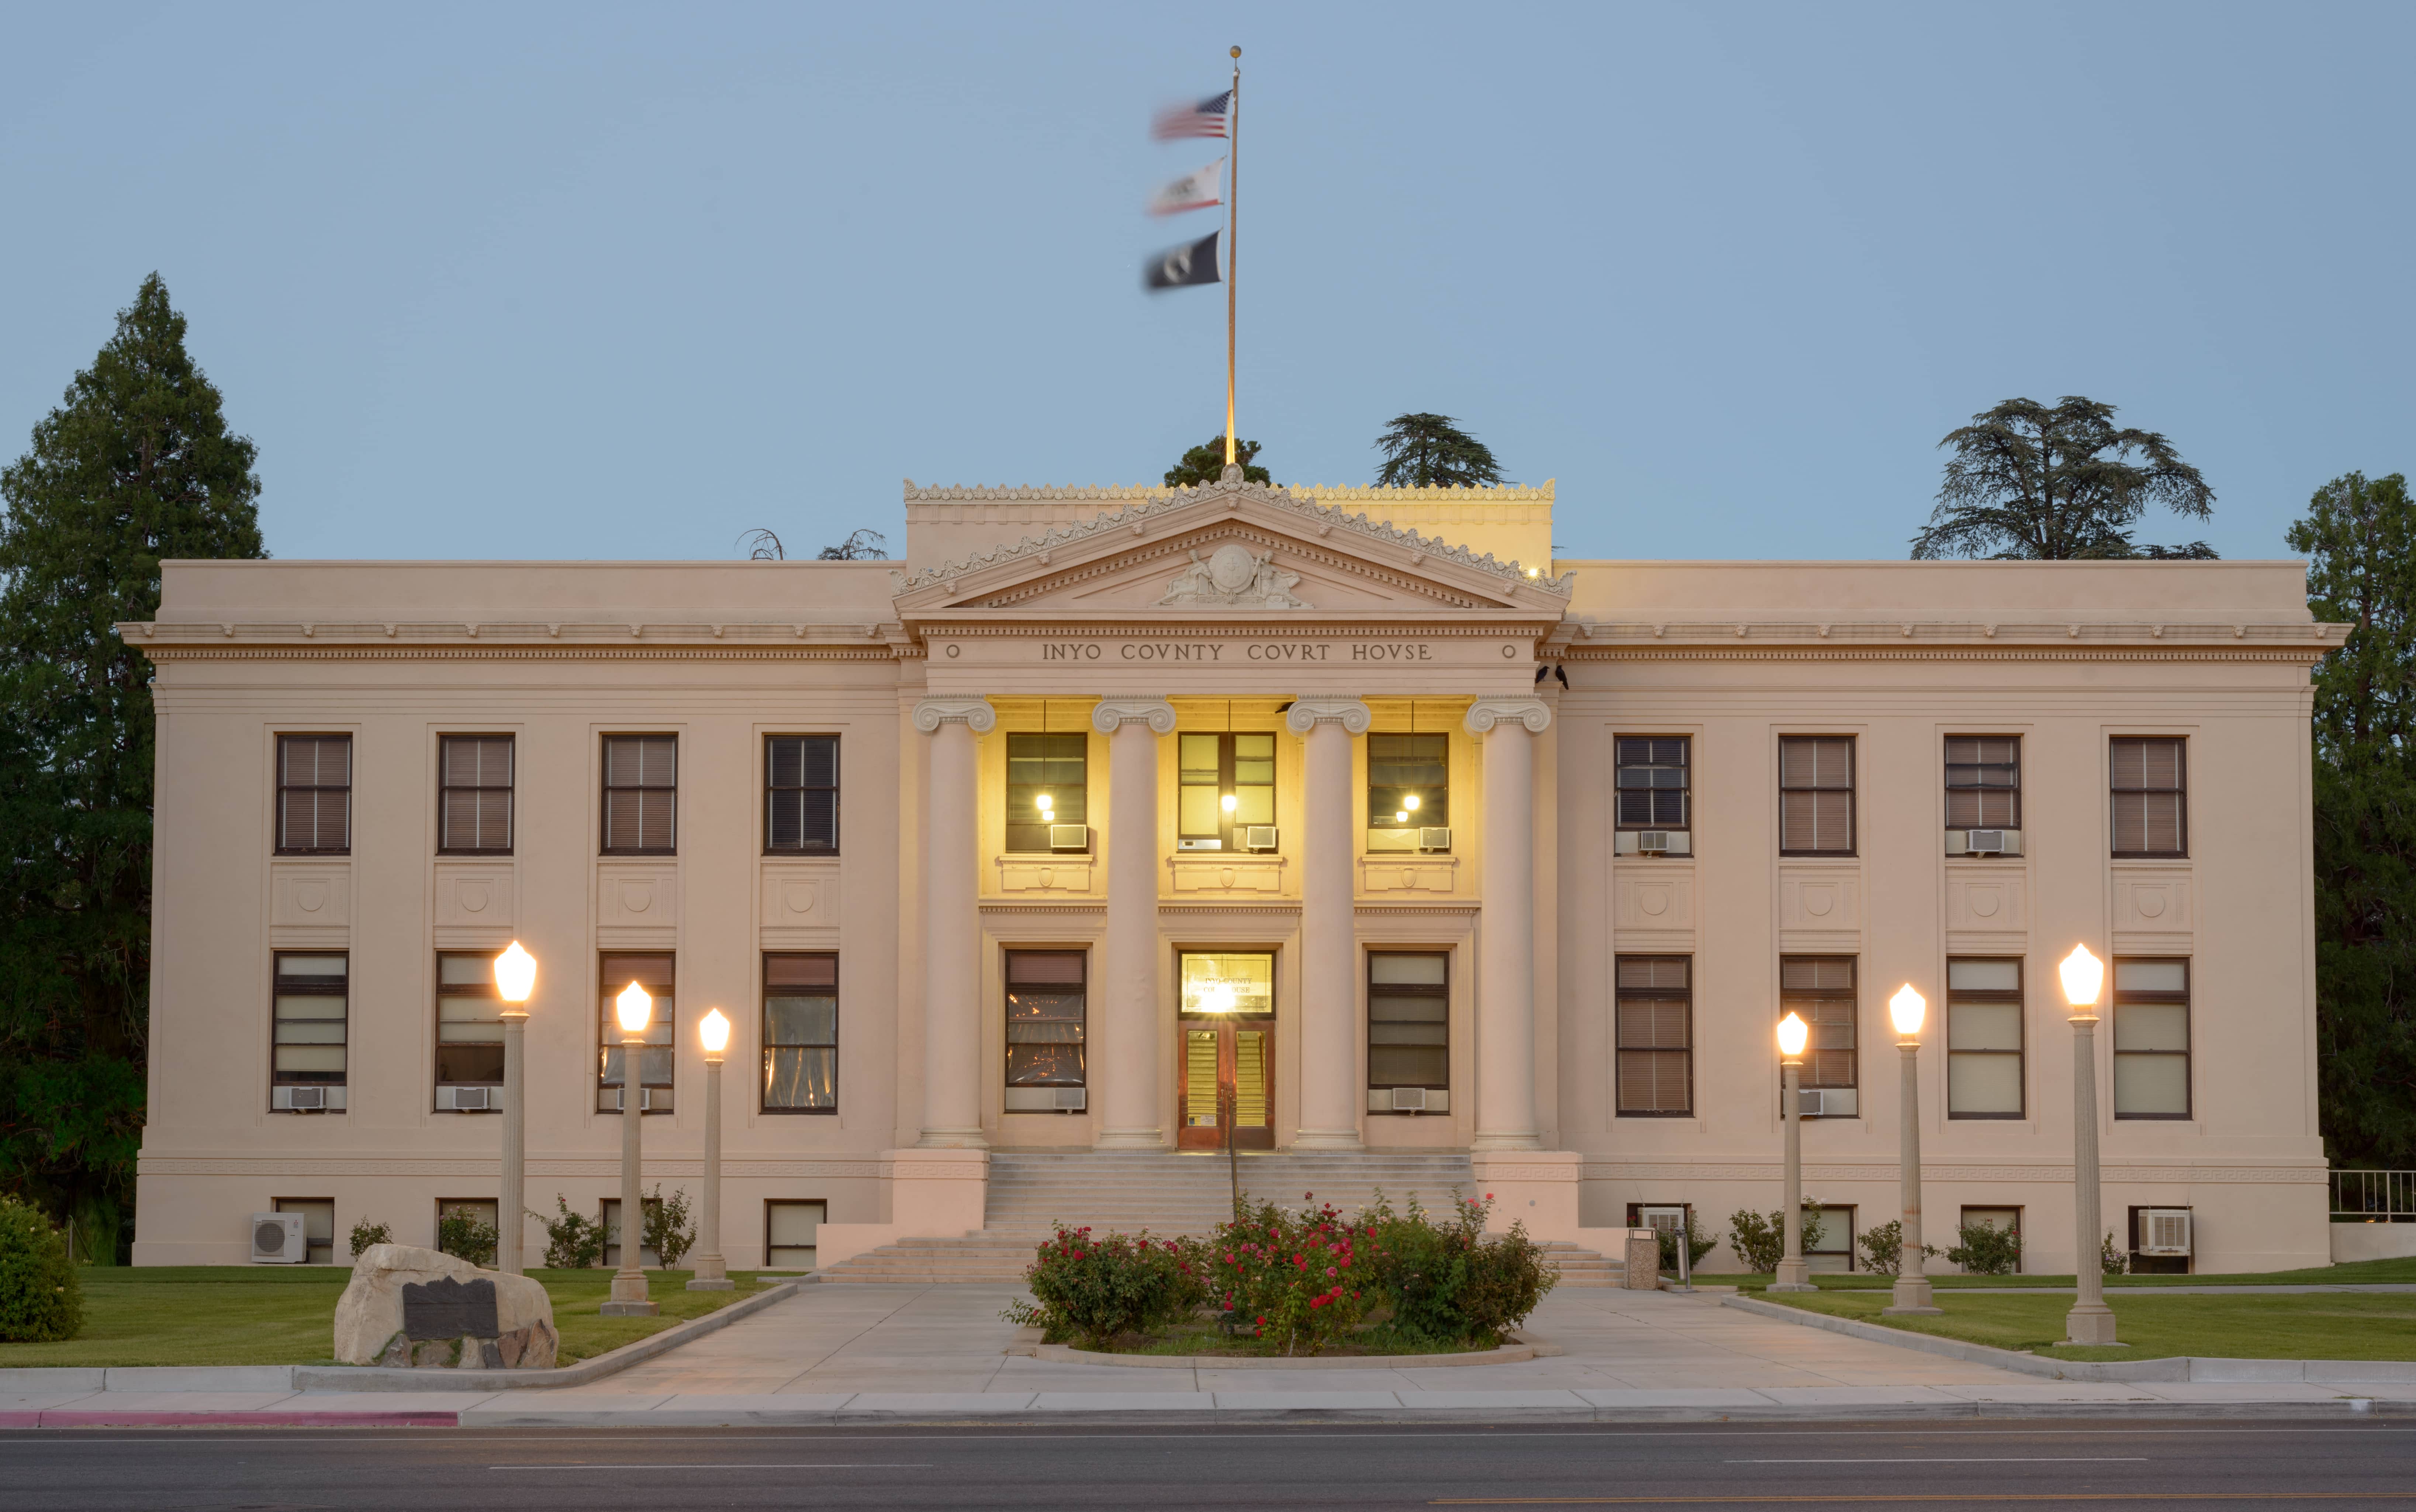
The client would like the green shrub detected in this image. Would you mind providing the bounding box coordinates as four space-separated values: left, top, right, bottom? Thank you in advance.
1946 1219 2023 1276
1855 1219 1942 1277
0 1195 83 1342
1726 1204 1828 1273
531 1195 606 1269
1210 1197 1379 1356
2102 1230 2129 1276
1655 1213 1722 1274
642 1184 694 1269
1007 1224 1209 1347
437 1205 499 1268
1362 1192 1555 1347
348 1218 392 1258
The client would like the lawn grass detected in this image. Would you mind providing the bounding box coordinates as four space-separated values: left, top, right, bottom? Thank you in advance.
1755 1286 2416 1363
1692 1254 2416 1291
0 1265 774 1369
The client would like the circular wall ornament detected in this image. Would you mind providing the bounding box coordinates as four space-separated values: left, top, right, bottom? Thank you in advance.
945 644 960 658
459 882 491 914
1208 543 1259 594
2136 889 2167 918
622 881 654 914
783 881 816 914
295 882 328 914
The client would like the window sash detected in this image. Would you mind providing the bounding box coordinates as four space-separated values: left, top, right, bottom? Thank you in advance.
767 736 840 852
763 952 838 1112
436 950 506 1090
1006 950 1086 1086
1368 734 1450 830
1179 732 1277 843
1614 737 1691 830
272 953 348 1086
1368 951 1448 1090
1944 736 2021 830
597 954 676 1110
1946 958 2024 1118
1779 737 1854 854
766 1200 824 1267
2111 737 2187 855
439 736 514 852
1780 955 1856 1093
276 735 353 853
1616 954 1692 1115
2112 957 2191 1118
602 736 677 854
1006 733 1087 851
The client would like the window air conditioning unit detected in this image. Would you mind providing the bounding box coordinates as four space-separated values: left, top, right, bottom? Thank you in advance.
2138 1208 2193 1256
1051 1087 1088 1112
1418 826 1453 852
1177 837 1223 851
1389 1086 1428 1113
272 1085 343 1112
1242 826 1279 852
1797 1087 1858 1118
1638 1205 1688 1236
1947 828 2024 856
439 1085 493 1112
1366 828 1418 852
1614 830 1693 856
1048 824 1091 852
610 1087 664 1112
250 1212 307 1264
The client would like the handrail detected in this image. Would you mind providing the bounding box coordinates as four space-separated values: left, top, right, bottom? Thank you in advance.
2331 1169 2416 1220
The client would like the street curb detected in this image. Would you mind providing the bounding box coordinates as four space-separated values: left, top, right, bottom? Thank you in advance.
0 1410 459 1428
1719 1293 2416 1384
291 1281 801 1393
1004 1329 1561 1369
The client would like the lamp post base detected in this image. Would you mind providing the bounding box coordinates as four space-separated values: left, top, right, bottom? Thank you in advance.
2062 1301 2121 1346
1883 1275 1941 1315
599 1300 661 1316
686 1253 733 1291
602 1269 657 1315
1770 1259 1816 1293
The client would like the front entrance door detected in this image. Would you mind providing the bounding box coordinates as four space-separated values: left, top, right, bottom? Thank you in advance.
1181 1021 1272 1150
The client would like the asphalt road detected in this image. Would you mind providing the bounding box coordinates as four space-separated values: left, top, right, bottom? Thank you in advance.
5 1419 2415 1510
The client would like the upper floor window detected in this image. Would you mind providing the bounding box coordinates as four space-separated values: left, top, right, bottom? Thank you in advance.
598 952 675 1113
271 952 348 1111
1178 732 1275 851
1004 950 1087 1105
439 735 514 854
1615 955 1692 1117
602 735 677 855
1945 737 2020 831
1946 958 2023 1119
1781 954 1858 1116
1006 733 1087 853
1367 734 1449 851
277 734 352 855
1615 737 1690 830
2111 737 2187 857
763 952 838 1113
1367 951 1449 1102
767 736 839 854
1779 737 1854 855
435 952 504 1109
2112 958 2191 1119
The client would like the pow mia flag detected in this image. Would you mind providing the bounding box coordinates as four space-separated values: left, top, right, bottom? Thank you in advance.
1144 230 1220 293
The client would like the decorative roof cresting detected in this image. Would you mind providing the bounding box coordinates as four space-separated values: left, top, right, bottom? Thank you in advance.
888 477 1572 599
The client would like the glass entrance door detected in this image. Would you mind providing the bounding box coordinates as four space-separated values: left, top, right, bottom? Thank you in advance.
1176 950 1275 1151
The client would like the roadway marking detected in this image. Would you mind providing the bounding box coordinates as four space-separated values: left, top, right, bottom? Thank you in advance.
1727 1458 2150 1464
490 1463 929 1469
1434 1496 2416 1506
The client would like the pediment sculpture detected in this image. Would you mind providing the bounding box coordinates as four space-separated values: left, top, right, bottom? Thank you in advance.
1158 542 1310 608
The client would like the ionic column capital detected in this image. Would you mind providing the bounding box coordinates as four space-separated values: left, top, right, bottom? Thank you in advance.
1091 697 1177 736
1464 696 1552 736
1283 696 1372 736
912 696 996 734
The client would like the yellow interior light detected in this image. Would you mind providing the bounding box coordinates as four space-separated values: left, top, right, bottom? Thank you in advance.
1404 795 1421 812
1394 810 1408 823
1220 793 1238 813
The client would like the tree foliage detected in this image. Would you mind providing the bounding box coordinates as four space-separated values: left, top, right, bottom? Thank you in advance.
1373 413 1503 489
2287 471 2416 1167
0 274 265 1253
816 529 889 560
1165 436 1269 488
1911 397 2216 560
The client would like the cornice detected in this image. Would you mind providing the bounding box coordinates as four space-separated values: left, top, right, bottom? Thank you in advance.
1567 646 2332 665
911 620 1558 638
134 645 899 663
902 479 1556 505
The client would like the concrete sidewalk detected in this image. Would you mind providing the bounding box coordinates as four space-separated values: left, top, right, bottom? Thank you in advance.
6 1283 2409 1425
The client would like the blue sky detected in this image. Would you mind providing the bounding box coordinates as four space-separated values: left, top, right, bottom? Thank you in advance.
3 2 2408 564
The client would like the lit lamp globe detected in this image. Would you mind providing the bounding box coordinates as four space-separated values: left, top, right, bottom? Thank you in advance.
615 981 652 1036
2059 943 2105 1018
494 941 537 1004
1888 984 1926 1040
700 1007 731 1057
1776 1011 1809 1059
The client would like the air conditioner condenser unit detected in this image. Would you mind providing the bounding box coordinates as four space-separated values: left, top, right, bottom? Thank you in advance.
2138 1208 2193 1256
1389 1086 1428 1113
1947 827 2024 856
250 1212 307 1263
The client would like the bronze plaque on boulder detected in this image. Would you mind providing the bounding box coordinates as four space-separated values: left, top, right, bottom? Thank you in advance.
401 1275 500 1340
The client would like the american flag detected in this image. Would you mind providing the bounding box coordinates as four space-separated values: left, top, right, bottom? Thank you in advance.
1152 90 1231 140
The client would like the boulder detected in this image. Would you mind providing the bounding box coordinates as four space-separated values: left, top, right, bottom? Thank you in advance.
333 1243 557 1369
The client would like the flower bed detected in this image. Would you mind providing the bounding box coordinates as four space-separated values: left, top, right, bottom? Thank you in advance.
1004 1190 1556 1358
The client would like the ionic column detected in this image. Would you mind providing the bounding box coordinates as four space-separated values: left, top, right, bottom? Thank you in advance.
1092 697 1177 1149
913 696 995 1148
1466 696 1551 1151
1285 696 1371 1150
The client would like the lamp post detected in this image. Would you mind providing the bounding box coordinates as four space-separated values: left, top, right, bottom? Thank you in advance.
1884 984 1941 1315
492 942 537 1276
2059 944 2119 1346
601 981 660 1316
688 1008 733 1291
1772 1011 1815 1292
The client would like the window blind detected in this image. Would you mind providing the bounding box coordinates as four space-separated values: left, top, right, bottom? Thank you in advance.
1779 737 1854 854
2111 737 2186 855
604 736 677 853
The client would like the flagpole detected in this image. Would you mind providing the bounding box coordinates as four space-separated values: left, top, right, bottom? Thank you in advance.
1224 46 1240 471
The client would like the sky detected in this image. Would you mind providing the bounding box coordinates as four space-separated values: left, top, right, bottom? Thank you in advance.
1 2 2409 565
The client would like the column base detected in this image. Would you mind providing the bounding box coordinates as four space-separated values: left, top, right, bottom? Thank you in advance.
1883 1275 1940 1315
1770 1258 1815 1293
914 1127 989 1150
1288 1129 1365 1151
686 1254 733 1291
1469 1132 1544 1152
1092 1128 1167 1150
2062 1302 2123 1346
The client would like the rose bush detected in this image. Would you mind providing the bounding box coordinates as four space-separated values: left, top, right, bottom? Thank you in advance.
1006 1224 1208 1346
1207 1196 1379 1356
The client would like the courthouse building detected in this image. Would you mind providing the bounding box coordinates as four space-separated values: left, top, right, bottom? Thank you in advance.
125 472 2344 1273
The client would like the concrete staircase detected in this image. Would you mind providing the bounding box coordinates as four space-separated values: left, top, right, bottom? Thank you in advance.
815 1150 1621 1285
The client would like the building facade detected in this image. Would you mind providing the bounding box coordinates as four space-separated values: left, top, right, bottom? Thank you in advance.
127 475 2344 1273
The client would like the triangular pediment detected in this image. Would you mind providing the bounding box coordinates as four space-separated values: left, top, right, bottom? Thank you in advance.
889 481 1571 617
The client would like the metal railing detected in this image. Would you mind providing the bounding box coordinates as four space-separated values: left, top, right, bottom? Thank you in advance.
2331 1169 2416 1221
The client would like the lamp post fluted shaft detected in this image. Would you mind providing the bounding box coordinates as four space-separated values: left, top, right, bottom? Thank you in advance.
1886 1037 1940 1314
1773 1056 1813 1291
602 1030 658 1316
689 1047 732 1290
2065 1013 2118 1343
498 1006 528 1274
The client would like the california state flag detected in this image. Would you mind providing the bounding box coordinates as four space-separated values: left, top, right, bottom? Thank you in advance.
1147 158 1224 217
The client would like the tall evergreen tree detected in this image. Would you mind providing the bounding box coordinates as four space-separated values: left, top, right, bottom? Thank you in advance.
1164 436 1269 487
2288 471 2416 1169
0 274 265 1256
1911 397 2216 560
1373 413 1504 488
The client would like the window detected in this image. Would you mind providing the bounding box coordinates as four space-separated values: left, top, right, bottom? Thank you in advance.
763 953 837 1113
1615 956 1693 1116
766 1200 826 1269
1178 732 1275 849
1615 737 1690 830
602 735 677 854
1367 734 1449 847
1945 737 2020 830
273 1198 335 1265
599 1197 661 1269
1006 733 1088 852
1805 1205 1856 1273
598 953 675 1113
1004 950 1086 1098
2112 737 2187 857
767 735 839 853
1368 952 1448 1100
2113 958 2190 1118
1946 958 2023 1118
439 735 513 853
272 953 348 1108
277 735 352 854
1779 736 1854 854
436 952 504 1108
1781 956 1857 1115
